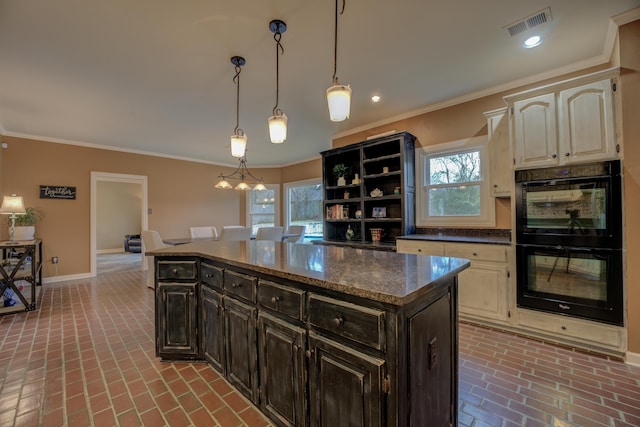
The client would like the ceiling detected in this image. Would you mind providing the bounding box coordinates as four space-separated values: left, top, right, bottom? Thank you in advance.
0 1 638 167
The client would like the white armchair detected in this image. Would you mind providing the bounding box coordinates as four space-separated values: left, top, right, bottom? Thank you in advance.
255 226 284 241
141 230 167 289
189 226 218 240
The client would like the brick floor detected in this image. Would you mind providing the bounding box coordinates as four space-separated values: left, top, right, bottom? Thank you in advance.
0 270 639 426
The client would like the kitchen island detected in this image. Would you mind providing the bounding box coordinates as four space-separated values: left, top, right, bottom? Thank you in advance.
149 240 469 427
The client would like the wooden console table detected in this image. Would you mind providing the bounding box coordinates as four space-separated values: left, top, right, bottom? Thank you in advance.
0 239 43 311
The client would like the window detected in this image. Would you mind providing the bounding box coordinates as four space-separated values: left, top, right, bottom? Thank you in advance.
246 185 280 235
284 178 323 238
417 136 495 227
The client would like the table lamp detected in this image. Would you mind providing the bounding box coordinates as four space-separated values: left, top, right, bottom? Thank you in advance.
0 194 26 241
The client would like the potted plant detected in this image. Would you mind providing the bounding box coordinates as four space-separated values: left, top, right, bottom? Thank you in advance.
9 207 45 240
332 164 351 186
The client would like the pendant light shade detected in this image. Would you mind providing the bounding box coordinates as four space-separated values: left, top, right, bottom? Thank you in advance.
327 84 352 122
230 56 247 158
268 19 288 144
268 113 287 143
230 133 247 158
234 181 251 191
214 179 232 189
327 0 351 122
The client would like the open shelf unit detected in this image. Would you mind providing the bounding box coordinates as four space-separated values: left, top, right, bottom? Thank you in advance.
321 131 416 247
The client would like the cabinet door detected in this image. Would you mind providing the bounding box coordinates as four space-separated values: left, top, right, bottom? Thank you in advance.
513 93 558 169
558 79 616 164
201 285 225 372
224 296 258 403
156 283 199 358
457 262 508 322
308 333 385 427
258 312 306 427
486 108 512 197
407 293 455 427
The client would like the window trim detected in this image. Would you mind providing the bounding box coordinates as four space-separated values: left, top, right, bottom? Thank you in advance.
416 135 495 227
245 184 280 232
283 177 323 236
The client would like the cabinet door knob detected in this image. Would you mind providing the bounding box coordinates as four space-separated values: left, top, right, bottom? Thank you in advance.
552 154 557 159
271 296 280 303
333 317 344 327
565 152 570 157
305 349 314 358
472 252 478 256
293 344 299 352
417 249 422 252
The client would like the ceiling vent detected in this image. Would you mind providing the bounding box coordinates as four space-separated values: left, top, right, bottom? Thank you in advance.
505 8 552 37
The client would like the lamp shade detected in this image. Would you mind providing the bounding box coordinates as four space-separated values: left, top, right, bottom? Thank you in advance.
235 181 251 191
0 195 26 215
326 84 352 122
231 134 247 158
253 182 267 191
268 113 287 144
215 179 232 190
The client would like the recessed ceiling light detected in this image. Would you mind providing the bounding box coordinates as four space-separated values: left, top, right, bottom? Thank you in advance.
371 95 381 103
524 35 542 48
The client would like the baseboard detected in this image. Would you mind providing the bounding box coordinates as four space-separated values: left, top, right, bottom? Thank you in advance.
43 272 93 284
626 351 640 367
97 248 125 254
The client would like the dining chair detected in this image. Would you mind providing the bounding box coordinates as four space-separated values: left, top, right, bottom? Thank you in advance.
255 226 284 241
219 226 252 241
189 226 218 240
284 225 305 242
141 230 167 289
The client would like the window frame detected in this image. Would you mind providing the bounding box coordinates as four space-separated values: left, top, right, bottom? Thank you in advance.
245 184 280 234
416 135 495 227
283 178 323 237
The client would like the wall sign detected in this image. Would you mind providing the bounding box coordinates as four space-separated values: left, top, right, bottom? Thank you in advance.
40 185 76 200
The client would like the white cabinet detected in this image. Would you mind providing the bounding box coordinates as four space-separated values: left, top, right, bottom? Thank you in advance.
506 69 619 170
484 107 512 197
396 239 513 325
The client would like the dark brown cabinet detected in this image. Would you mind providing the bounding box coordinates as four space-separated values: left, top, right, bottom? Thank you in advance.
321 131 415 247
156 282 199 358
258 312 307 427
201 285 225 372
224 296 258 403
308 332 385 427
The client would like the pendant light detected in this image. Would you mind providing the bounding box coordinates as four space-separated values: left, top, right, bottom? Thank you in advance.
215 154 266 191
230 56 247 158
326 0 351 122
268 19 287 144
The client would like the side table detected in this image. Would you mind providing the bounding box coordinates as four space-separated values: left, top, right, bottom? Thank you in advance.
0 239 43 311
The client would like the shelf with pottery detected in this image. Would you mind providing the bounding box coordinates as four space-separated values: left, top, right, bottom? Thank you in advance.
320 131 416 247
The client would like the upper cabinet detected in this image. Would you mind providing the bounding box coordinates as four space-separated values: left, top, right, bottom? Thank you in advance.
505 68 620 170
484 107 512 197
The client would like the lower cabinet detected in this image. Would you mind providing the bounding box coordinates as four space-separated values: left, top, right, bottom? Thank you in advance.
257 312 307 427
156 282 199 359
224 296 258 403
201 285 225 372
308 333 385 427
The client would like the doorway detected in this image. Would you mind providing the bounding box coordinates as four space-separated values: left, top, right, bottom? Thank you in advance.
90 172 148 277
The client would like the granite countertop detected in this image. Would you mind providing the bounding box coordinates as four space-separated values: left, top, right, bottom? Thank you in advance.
148 241 470 307
397 233 511 245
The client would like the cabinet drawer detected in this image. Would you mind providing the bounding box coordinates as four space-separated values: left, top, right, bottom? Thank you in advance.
258 280 304 321
224 270 257 303
158 260 197 280
445 243 507 263
308 294 385 351
201 263 223 290
396 239 445 255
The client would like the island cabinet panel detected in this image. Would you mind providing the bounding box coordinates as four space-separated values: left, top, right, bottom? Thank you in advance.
258 312 307 427
308 332 385 427
156 283 199 358
200 284 225 372
224 296 258 403
407 294 455 426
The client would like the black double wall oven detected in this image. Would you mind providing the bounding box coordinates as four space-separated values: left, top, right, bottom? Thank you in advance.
515 160 623 326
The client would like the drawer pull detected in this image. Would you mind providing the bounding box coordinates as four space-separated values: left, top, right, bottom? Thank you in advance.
333 317 344 327
172 268 179 274
472 252 478 256
271 296 280 303
418 249 422 252
232 282 241 288
205 273 212 278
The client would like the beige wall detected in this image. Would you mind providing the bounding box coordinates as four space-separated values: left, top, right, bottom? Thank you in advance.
0 136 280 277
96 181 142 251
620 20 640 354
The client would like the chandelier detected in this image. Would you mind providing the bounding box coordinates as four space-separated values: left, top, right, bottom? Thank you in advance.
215 154 267 191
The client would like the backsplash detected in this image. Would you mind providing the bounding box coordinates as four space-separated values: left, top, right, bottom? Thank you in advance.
415 227 511 240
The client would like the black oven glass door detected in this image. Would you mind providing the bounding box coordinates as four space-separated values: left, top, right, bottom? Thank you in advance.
515 162 622 248
516 245 623 325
